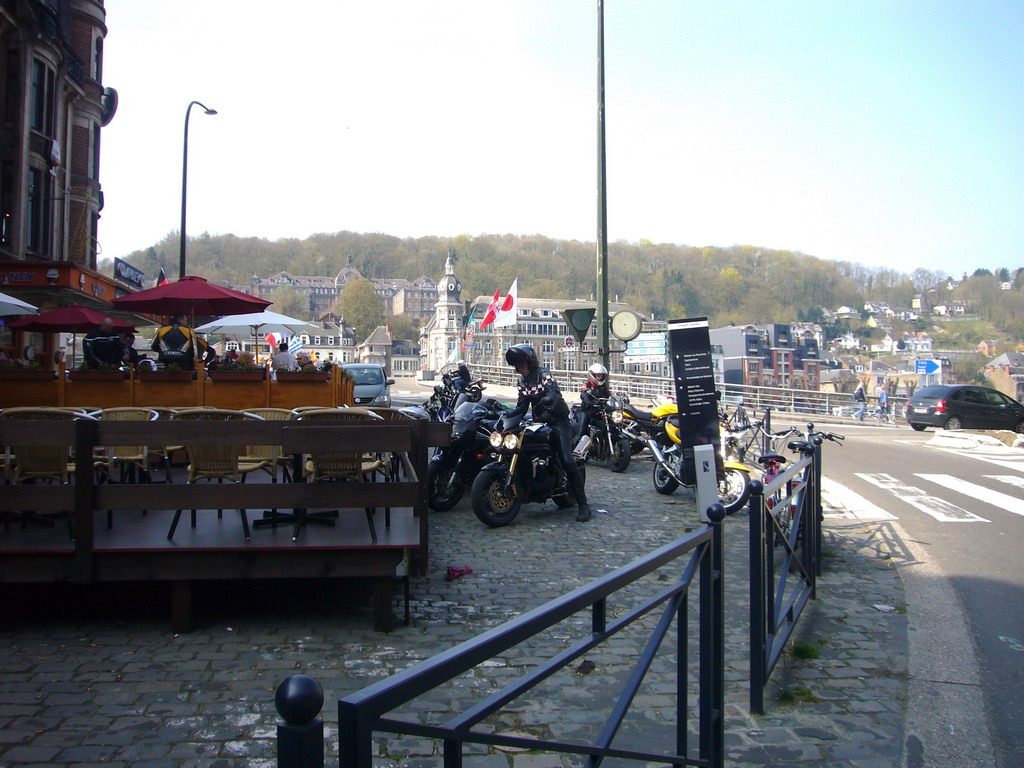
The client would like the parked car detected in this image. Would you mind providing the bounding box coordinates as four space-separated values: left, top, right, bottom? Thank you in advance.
342 363 395 407
904 384 1024 432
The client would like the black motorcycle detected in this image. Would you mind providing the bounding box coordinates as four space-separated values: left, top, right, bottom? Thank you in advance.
422 374 485 422
571 394 631 473
428 398 507 511
471 413 586 527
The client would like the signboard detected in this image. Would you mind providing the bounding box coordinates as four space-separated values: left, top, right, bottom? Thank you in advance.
113 258 145 290
624 331 667 364
667 317 720 452
564 336 574 348
915 359 940 375
562 308 595 345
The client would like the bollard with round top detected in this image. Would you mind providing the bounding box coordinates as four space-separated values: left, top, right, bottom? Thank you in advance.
276 675 325 768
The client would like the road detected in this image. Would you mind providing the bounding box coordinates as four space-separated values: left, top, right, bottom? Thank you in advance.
805 419 1023 768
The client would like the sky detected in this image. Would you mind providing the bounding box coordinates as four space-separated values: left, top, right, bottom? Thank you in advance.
99 1 1024 280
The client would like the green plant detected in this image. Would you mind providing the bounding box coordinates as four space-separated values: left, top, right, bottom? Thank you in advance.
0 358 42 371
790 642 821 660
218 351 259 371
78 360 121 371
777 685 819 704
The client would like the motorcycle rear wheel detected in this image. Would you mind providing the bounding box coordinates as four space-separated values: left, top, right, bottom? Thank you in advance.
653 461 680 494
471 467 523 527
609 436 632 473
427 461 465 512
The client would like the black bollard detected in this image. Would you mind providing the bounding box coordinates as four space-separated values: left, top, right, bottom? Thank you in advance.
276 675 325 768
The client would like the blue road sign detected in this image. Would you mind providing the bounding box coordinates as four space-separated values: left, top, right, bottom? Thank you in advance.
915 359 940 375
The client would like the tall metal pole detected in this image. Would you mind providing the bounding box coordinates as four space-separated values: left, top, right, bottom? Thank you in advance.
596 0 610 368
179 101 217 280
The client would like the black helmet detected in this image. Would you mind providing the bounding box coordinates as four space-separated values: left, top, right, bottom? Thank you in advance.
505 344 538 371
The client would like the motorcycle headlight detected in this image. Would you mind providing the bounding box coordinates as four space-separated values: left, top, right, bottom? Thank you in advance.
502 432 519 451
610 409 624 424
489 431 504 449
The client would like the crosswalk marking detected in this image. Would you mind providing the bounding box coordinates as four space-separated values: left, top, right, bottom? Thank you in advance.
918 474 1024 519
855 473 989 523
931 446 1024 473
986 474 1024 490
821 476 898 520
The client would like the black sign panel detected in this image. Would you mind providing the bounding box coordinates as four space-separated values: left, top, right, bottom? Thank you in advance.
667 317 720 451
113 258 145 290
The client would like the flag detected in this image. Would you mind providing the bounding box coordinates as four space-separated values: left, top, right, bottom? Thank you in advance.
445 345 460 364
288 336 304 354
492 279 518 328
157 267 169 287
265 332 278 349
480 289 501 329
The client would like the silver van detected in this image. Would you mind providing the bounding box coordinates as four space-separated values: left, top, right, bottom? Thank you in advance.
342 363 395 407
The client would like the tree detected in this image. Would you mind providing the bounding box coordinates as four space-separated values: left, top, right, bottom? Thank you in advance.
270 286 308 319
336 277 384 342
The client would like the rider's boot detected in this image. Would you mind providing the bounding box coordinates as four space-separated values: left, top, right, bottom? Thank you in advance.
568 470 592 522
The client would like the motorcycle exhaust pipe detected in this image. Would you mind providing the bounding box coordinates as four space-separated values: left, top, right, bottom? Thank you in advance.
647 439 684 484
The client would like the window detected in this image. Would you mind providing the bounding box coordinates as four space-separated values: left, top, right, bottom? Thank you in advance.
26 167 50 254
30 59 56 136
91 124 101 180
542 340 554 354
93 37 103 81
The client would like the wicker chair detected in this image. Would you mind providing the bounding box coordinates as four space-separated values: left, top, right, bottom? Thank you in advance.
297 407 386 541
241 408 296 482
364 407 415 479
92 407 159 529
147 407 183 483
166 408 251 541
0 407 91 537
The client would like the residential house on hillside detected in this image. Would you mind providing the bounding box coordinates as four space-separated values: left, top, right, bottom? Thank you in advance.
901 332 933 353
982 352 1024 401
709 323 823 390
891 307 918 321
835 305 862 320
977 340 1000 357
864 301 894 318
830 332 861 351
870 333 897 354
932 300 967 316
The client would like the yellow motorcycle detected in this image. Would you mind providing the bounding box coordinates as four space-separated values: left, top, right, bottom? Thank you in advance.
643 402 752 515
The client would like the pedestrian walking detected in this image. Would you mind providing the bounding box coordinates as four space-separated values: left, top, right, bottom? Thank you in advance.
878 384 890 423
853 382 866 421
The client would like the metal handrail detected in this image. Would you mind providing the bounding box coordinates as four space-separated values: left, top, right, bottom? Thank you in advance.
334 515 727 768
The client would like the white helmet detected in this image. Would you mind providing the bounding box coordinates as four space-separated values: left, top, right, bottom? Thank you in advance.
587 363 608 387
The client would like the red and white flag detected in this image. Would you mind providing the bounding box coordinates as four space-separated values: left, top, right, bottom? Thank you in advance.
492 279 518 328
480 288 501 329
265 332 278 349
157 267 170 287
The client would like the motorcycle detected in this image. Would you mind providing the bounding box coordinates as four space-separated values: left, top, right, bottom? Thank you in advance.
471 413 586 527
619 395 678 456
428 397 508 511
571 394 632 473
422 374 486 422
647 411 752 515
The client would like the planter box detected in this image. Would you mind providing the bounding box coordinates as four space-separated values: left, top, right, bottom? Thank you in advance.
276 371 330 382
138 370 195 381
0 369 56 380
209 369 266 382
70 370 128 381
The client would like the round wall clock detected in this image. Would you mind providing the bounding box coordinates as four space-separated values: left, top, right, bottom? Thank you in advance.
610 310 642 341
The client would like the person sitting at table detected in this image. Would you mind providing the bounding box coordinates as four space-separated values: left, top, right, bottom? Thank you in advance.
295 350 313 368
151 313 197 367
84 317 127 368
273 342 298 371
121 333 141 367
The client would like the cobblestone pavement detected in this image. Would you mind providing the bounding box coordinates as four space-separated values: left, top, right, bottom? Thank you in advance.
0 452 907 768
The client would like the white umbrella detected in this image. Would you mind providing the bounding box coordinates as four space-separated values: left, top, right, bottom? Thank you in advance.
0 291 38 317
194 311 320 359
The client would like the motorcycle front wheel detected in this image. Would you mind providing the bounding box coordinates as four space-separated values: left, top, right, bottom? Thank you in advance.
609 436 632 473
427 461 465 512
653 461 680 495
719 467 751 514
471 467 523 527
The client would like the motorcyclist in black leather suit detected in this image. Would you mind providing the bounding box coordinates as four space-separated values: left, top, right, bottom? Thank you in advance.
505 344 593 522
577 362 611 444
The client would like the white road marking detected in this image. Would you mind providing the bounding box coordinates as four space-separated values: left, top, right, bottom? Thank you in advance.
856 473 989 523
986 474 1024 491
918 474 1024 519
821 476 898 520
929 445 1024 472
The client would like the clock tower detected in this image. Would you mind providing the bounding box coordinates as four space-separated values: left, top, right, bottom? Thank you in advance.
428 249 464 370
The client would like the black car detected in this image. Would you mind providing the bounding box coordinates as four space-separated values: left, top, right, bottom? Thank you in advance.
904 384 1024 432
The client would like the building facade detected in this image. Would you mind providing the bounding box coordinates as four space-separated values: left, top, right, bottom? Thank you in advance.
0 0 130 361
710 323 823 390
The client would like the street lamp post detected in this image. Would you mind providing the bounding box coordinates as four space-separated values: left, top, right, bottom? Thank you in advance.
179 100 217 280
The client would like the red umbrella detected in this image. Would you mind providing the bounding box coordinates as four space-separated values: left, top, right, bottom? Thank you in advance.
110 275 271 320
9 306 136 333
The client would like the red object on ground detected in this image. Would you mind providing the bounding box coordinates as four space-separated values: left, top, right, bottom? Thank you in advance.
445 566 473 581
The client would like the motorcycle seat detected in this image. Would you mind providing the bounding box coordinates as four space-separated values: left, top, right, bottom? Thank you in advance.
625 405 655 421
756 452 787 467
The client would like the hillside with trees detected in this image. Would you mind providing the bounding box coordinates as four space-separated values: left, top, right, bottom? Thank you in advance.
108 230 1024 342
